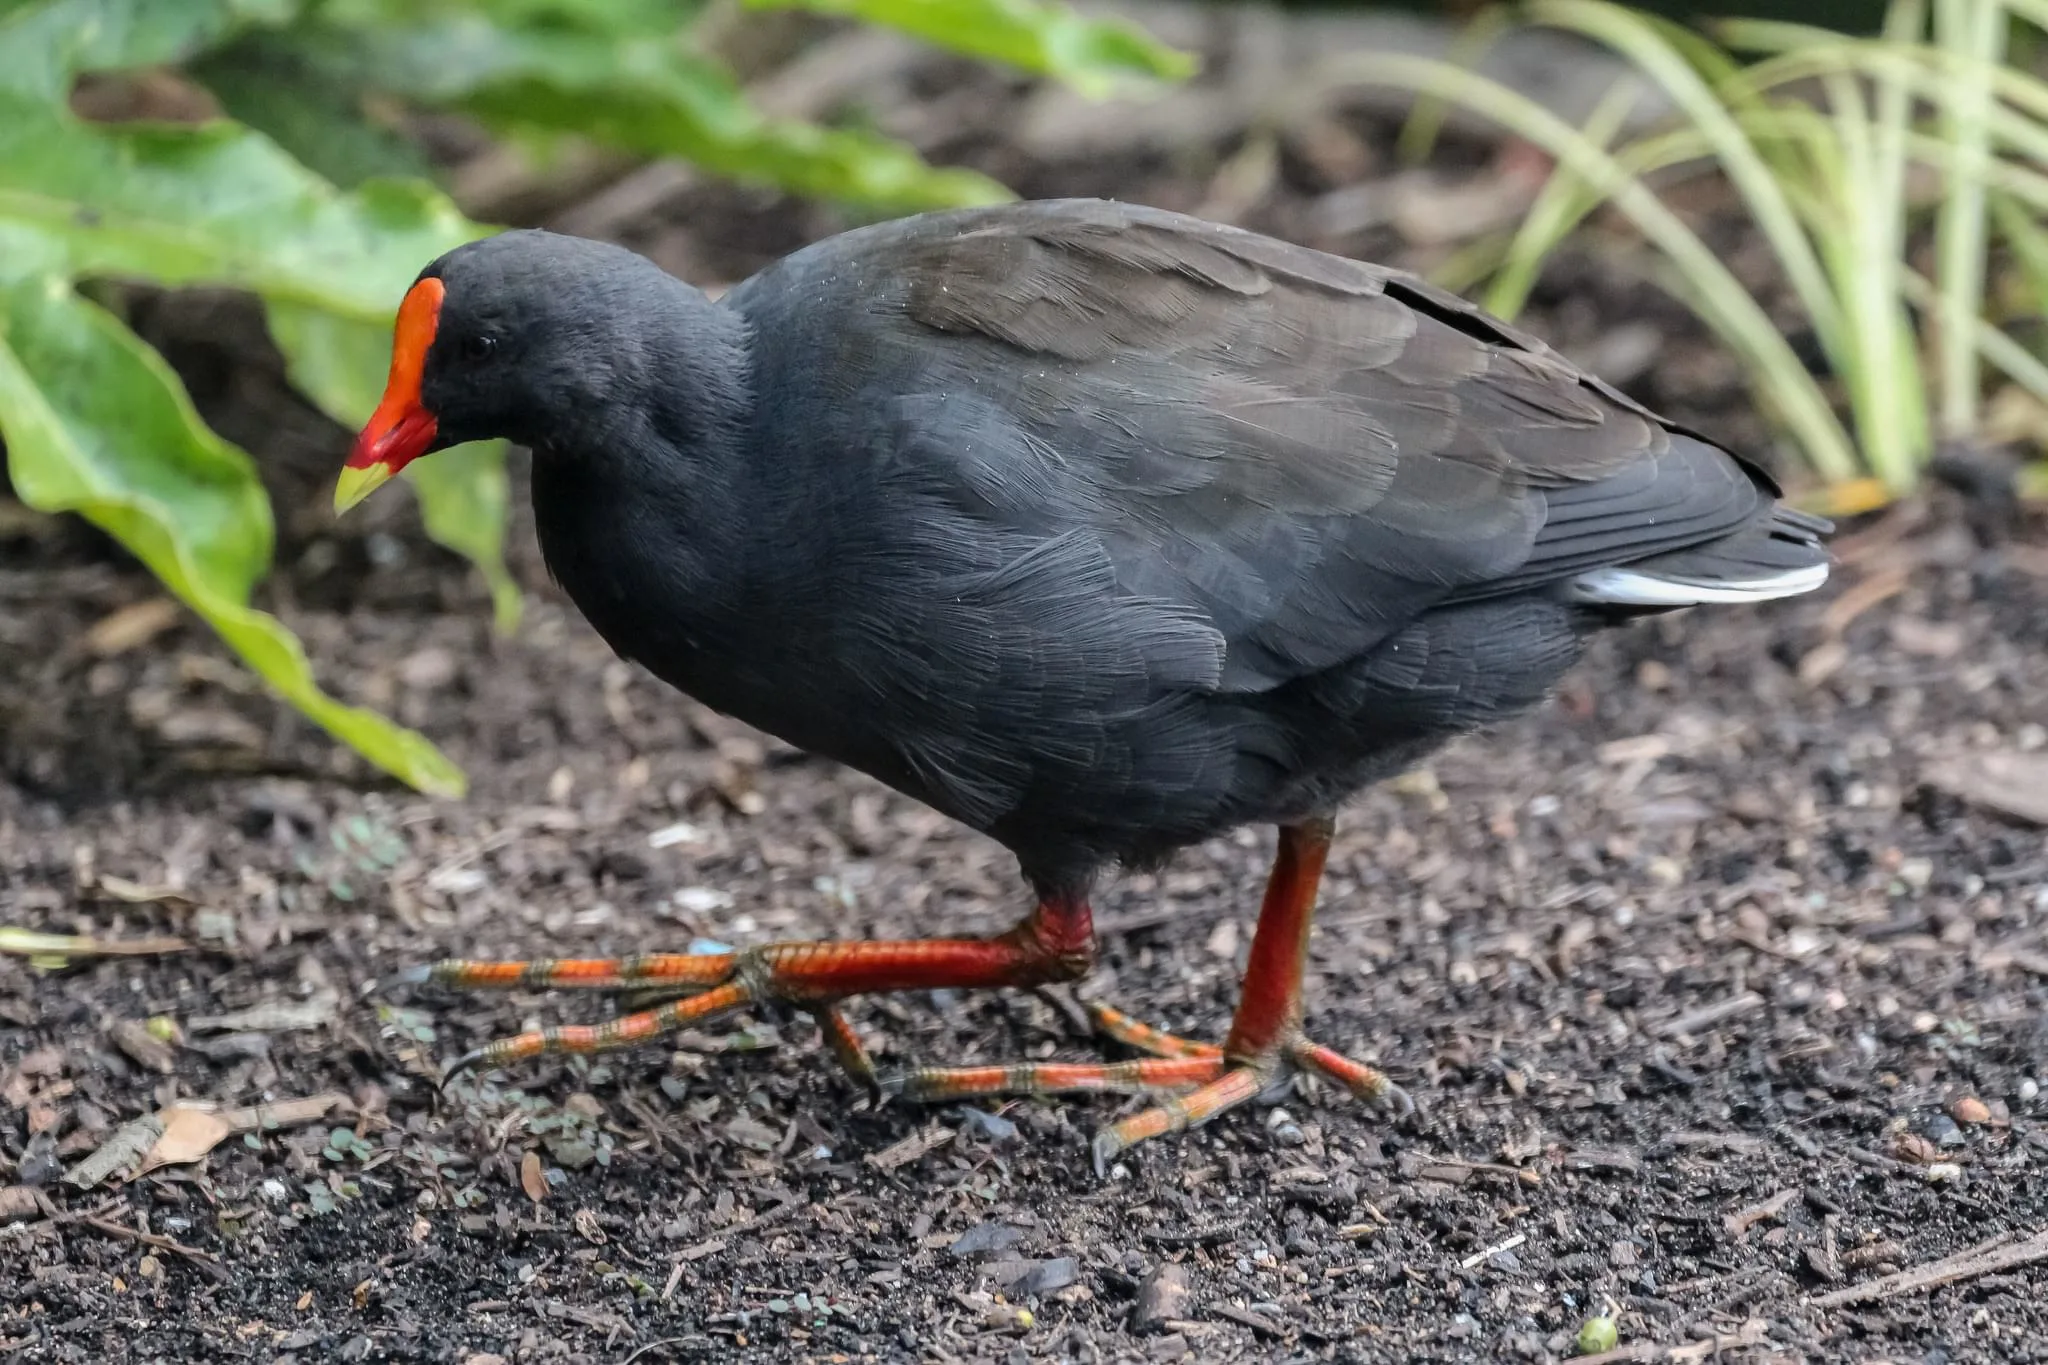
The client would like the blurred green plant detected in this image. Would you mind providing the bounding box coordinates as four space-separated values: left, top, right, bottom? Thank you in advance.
0 0 1188 796
1333 0 2048 511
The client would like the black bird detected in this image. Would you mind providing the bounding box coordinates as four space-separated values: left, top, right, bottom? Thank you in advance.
337 199 1829 1169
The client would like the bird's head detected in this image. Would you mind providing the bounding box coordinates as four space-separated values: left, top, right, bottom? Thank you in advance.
334 229 683 514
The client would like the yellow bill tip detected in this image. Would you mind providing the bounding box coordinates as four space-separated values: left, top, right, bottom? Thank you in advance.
334 462 395 516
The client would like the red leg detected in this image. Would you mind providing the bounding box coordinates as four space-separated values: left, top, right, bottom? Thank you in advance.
396 828 1409 1167
1223 814 1333 1058
1090 817 1408 1173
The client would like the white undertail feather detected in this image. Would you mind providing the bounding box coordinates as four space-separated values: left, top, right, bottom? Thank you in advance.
1563 561 1831 607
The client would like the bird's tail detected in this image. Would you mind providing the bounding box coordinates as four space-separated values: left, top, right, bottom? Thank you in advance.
1563 505 1832 608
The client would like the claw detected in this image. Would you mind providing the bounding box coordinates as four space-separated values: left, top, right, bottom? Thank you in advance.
440 1045 495 1088
378 963 437 993
1376 1080 1418 1122
1090 1127 1125 1179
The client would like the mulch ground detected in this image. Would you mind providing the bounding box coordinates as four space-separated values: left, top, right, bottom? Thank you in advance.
5 8 2048 1362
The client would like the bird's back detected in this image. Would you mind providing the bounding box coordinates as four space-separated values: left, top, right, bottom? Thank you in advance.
696 200 1827 881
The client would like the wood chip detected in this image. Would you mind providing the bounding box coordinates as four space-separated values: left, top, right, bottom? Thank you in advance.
676 1236 728 1263
0 927 189 961
0 1185 55 1224
1818 564 1909 638
65 1113 164 1189
1655 993 1765 1038
1839 1239 1906 1271
1142 1220 1240 1246
1924 752 2048 826
110 1020 177 1075
187 995 337 1034
84 597 182 656
1563 1148 1642 1175
1667 1130 1767 1155
864 1124 953 1171
1460 1232 1528 1268
520 1150 547 1203
219 1092 349 1133
1133 1261 1192 1332
1723 1187 1799 1240
1206 1301 1285 1337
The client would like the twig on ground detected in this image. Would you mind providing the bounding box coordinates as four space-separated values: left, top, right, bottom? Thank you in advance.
1724 1187 1800 1240
63 1212 227 1281
1655 993 1764 1038
1810 1229 2048 1309
1459 1232 1528 1269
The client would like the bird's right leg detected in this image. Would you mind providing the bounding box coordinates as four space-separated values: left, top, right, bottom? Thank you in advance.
397 894 1108 1078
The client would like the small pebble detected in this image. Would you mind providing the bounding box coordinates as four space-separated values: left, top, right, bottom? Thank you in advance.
1950 1095 1991 1125
1924 1115 1965 1149
958 1107 1020 1142
2020 1078 2039 1103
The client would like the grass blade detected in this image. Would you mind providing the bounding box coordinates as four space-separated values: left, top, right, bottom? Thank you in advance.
1314 50 1860 483
1527 0 1847 360
1483 76 1644 320
1933 0 2006 438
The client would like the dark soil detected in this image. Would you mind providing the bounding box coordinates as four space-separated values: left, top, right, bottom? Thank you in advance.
5 12 2048 1363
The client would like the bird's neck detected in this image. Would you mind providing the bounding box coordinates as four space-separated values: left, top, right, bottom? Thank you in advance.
528 299 765 683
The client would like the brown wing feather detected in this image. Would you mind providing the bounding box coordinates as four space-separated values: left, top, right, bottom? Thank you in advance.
902 199 1669 484
881 200 1751 688
729 199 1771 693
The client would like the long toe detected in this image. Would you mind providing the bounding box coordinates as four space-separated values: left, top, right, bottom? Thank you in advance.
1289 1038 1411 1115
879 1054 1225 1104
439 980 755 1082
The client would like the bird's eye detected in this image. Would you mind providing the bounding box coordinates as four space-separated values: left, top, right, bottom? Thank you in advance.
461 334 497 362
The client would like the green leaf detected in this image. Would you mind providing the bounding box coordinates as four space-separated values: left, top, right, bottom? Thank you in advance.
193 34 435 189
263 13 1012 211
0 0 299 100
749 0 1196 95
0 234 463 797
406 443 520 634
0 0 491 794
268 300 521 633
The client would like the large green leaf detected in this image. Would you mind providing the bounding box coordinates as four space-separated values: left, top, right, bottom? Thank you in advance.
193 38 435 189
0 228 464 796
0 0 297 100
214 8 1012 211
753 0 1196 95
0 0 493 793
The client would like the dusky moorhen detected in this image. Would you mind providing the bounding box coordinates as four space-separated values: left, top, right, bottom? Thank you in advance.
337 199 1829 1169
